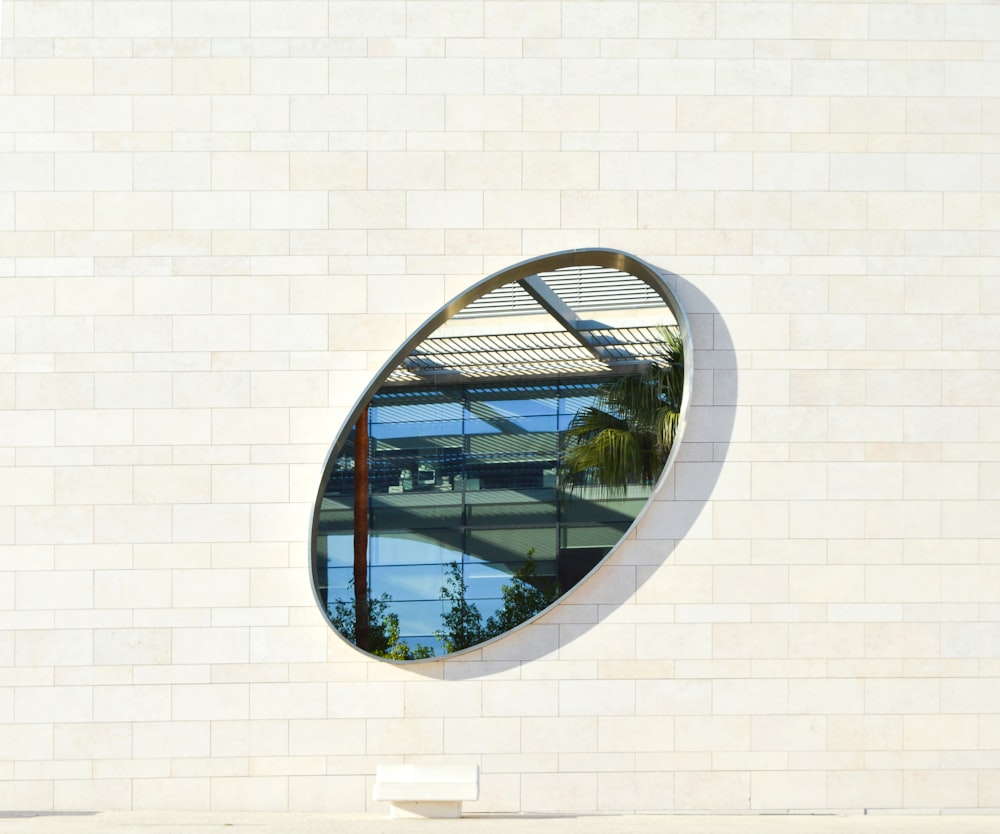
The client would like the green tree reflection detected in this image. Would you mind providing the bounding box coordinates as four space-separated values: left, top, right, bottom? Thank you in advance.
330 586 433 660
436 554 559 653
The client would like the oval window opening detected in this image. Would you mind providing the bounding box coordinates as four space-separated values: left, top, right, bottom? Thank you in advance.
311 249 691 660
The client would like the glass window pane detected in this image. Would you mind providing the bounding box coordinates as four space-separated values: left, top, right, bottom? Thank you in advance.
323 566 353 598
317 501 354 534
324 533 353 568
316 347 680 656
371 392 463 423
383 600 445 639
371 492 464 530
561 523 631 549
467 385 559 419
370 563 447 602
465 490 556 526
466 527 556 564
368 531 463 566
463 560 556 599
561 492 649 524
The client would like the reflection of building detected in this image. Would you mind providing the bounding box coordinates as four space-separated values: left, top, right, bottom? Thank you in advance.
319 380 653 651
315 265 679 653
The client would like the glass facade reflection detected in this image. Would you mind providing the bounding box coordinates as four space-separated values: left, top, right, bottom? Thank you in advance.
315 379 651 655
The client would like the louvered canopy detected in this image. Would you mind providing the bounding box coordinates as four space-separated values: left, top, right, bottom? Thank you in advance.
454 263 665 318
385 263 677 386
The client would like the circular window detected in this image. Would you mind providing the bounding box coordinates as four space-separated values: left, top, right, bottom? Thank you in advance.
310 249 691 660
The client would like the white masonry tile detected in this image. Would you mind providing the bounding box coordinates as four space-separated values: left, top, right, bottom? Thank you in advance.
0 373 16 409
752 770 826 811
445 95 523 133
0 96 55 134
600 152 677 190
945 59 1000 99
328 58 406 94
92 193 170 232
251 58 328 96
367 152 444 192
868 60 945 96
132 720 210 759
16 193 94 232
288 152 365 192
209 95 289 133
93 505 171 545
483 58 561 96
406 1 483 37
249 503 306 543
172 505 250 544
15 59 94 96
173 59 250 96
0 153 54 192
0 0 997 817
171 193 250 231
93 1 171 38
93 570 171 610
327 1 405 36
522 772 597 813
14 1 93 38
717 60 792 97
93 629 171 666
172 3 249 37
484 191 561 230
249 1 327 37
793 59 870 96
903 770 978 810
92 58 170 96
131 409 210 447
129 465 210 506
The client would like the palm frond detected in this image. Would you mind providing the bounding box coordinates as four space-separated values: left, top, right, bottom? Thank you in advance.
565 404 629 440
560 326 684 495
562 426 646 493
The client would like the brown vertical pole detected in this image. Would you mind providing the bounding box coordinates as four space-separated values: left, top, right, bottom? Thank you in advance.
353 406 370 651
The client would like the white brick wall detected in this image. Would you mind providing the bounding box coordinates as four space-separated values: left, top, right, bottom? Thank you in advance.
0 0 998 816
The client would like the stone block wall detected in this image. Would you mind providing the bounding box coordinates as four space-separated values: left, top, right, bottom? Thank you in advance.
1 0 998 814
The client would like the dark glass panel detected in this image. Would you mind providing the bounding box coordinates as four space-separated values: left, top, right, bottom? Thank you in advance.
557 547 606 591
560 491 649 524
561 524 631 550
464 490 557 527
370 492 464 531
316 501 354 534
467 430 558 455
322 431 357 499
466 527 557 565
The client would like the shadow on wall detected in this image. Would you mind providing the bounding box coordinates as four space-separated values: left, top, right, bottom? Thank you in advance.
404 271 738 680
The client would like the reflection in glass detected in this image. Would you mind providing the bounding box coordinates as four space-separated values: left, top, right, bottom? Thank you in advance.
313 255 686 658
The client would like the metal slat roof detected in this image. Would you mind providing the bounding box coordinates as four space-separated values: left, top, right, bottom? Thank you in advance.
386 325 674 385
453 265 663 319
385 264 676 387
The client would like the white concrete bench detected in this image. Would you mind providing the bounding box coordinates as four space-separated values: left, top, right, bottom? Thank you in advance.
373 763 480 819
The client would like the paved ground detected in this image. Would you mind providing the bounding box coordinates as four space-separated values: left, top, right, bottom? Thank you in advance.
0 812 997 834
